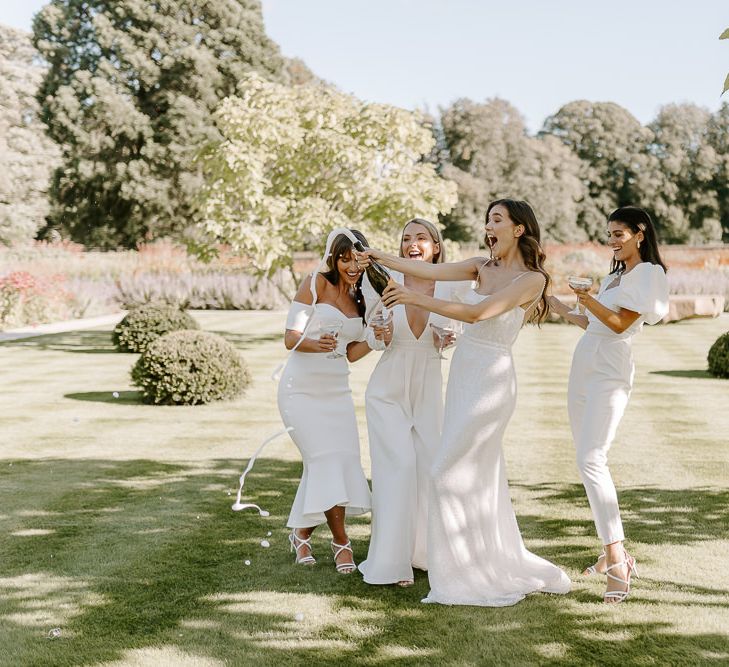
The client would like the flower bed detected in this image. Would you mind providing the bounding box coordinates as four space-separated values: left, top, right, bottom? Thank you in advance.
2 240 728 329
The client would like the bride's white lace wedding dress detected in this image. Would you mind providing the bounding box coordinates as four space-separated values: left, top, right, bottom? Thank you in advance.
423 292 571 606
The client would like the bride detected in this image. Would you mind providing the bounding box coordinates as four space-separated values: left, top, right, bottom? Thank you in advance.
358 199 571 606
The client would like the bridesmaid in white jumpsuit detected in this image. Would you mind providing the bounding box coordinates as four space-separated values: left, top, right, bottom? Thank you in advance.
359 218 463 587
549 206 669 603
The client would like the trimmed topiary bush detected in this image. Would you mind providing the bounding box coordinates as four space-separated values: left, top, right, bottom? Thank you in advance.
131 330 250 405
112 303 199 353
708 331 729 379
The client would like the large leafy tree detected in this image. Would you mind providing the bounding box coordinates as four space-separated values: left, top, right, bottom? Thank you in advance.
643 103 721 242
721 28 729 95
707 103 729 240
540 101 655 240
0 24 60 244
199 72 458 276
33 0 285 248
439 98 585 242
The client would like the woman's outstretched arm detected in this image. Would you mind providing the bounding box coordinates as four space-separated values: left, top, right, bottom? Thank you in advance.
547 295 589 329
383 272 544 324
358 249 484 282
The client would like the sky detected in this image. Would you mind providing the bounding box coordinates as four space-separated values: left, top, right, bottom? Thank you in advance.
2 0 727 132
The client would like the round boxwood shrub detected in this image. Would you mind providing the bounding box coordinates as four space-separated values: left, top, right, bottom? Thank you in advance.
131 330 250 405
112 303 199 353
708 331 729 379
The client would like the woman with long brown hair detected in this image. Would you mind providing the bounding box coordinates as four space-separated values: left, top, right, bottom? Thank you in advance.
357 199 570 606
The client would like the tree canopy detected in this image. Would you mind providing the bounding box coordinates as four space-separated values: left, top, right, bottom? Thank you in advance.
0 24 60 244
199 72 458 275
33 0 285 248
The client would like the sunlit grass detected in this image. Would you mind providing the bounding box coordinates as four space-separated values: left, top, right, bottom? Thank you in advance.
0 312 728 665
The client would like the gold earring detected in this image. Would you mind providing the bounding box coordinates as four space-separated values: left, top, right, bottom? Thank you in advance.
637 240 641 249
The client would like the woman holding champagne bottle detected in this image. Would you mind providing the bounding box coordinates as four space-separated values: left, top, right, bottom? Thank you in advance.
357 200 571 606
358 218 464 587
548 206 669 603
279 230 374 574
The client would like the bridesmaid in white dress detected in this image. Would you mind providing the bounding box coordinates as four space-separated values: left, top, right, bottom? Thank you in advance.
548 206 669 603
359 218 461 587
358 199 571 606
279 230 374 574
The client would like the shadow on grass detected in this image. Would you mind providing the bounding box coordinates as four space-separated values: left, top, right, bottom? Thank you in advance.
0 330 117 354
519 482 729 553
210 331 284 351
1 462 728 665
0 329 284 355
650 369 714 379
64 391 143 405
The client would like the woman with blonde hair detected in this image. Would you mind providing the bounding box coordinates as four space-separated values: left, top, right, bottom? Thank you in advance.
359 217 463 587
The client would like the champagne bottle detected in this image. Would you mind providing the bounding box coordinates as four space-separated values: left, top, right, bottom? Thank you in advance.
352 240 391 295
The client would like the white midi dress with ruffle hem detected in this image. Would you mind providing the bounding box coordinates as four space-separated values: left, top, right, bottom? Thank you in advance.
278 302 372 529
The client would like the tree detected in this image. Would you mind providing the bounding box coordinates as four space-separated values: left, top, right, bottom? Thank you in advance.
721 28 729 95
0 24 60 244
439 98 585 242
33 0 285 248
644 103 721 243
540 101 655 240
707 103 729 241
199 72 458 276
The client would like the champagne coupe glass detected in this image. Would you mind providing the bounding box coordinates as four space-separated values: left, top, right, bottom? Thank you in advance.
369 306 391 329
319 320 344 358
567 276 594 315
430 320 463 359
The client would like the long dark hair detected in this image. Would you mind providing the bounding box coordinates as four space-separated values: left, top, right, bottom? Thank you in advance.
320 229 368 322
485 199 551 325
607 206 667 275
398 217 446 264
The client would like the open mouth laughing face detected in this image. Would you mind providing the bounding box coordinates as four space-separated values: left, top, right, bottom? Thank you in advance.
337 251 363 286
484 204 514 256
401 222 438 263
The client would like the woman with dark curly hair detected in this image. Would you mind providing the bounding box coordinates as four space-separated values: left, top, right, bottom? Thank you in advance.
279 229 374 575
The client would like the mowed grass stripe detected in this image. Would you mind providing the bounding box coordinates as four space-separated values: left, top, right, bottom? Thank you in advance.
1 312 728 665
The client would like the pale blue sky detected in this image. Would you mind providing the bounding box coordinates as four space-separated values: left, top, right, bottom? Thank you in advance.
2 0 727 131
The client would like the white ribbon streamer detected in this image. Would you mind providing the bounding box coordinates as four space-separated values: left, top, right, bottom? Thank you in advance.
231 427 294 514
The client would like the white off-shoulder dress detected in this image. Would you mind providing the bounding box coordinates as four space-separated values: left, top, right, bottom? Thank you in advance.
358 272 464 585
568 262 669 544
278 302 372 528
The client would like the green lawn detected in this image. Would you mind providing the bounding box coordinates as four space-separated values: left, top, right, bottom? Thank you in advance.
1 311 728 666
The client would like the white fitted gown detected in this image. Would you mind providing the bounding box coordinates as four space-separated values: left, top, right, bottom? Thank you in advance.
424 292 571 606
278 302 372 528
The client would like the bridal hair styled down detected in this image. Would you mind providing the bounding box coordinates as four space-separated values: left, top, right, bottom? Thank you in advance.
398 217 446 264
484 199 552 325
320 229 369 323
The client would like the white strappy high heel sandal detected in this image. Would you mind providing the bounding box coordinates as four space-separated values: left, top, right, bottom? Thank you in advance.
584 551 606 575
330 540 356 574
603 555 638 603
289 529 316 566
